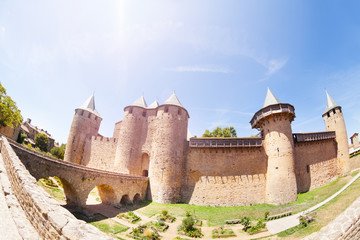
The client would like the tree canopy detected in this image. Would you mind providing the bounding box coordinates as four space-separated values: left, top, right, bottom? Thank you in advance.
35 133 49 152
0 82 23 128
50 144 66 160
202 126 237 137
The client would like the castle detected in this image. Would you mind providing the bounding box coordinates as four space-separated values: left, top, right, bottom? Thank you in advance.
64 89 351 206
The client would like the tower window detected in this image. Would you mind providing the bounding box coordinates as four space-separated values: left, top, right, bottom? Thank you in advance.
340 109 342 113
306 165 310 173
333 109 336 114
164 106 169 113
327 112 330 118
95 116 98 121
88 113 91 118
142 111 146 117
129 108 133 114
80 110 84 116
178 108 182 115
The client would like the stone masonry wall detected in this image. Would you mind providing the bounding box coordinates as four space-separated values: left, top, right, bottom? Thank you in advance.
294 139 338 193
0 137 113 240
82 136 117 171
183 147 267 206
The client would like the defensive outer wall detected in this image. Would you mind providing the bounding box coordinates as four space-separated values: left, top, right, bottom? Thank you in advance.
66 90 351 206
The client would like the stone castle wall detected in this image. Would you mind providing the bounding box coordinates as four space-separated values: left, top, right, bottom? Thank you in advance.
82 136 118 171
349 154 360 171
182 146 267 206
0 137 113 239
294 139 338 193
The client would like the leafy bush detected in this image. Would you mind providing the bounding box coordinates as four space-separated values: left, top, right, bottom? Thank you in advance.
161 210 168 216
17 133 27 144
264 211 270 220
35 133 49 152
178 216 203 238
51 144 66 160
240 216 251 231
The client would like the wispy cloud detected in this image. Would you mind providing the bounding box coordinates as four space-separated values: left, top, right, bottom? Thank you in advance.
265 58 288 75
169 66 230 73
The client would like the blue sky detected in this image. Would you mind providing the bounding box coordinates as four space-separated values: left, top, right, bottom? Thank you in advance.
1 0 360 144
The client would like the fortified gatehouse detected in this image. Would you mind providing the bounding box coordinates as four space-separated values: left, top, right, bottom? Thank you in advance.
64 89 350 206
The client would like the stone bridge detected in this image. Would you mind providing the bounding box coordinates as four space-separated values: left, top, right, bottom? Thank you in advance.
7 138 149 208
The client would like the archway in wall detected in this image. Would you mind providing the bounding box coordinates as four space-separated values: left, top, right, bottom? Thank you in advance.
120 194 132 205
86 184 117 205
37 176 79 207
133 193 141 203
141 153 150 177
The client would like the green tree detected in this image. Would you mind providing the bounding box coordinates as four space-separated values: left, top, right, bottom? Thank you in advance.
35 133 49 152
0 82 23 128
202 126 237 137
50 144 66 160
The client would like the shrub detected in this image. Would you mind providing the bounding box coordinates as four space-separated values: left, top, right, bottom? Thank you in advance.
161 210 168 216
264 211 270 220
240 216 251 231
185 210 192 217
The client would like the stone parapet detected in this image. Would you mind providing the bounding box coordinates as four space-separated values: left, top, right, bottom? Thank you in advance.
250 103 295 129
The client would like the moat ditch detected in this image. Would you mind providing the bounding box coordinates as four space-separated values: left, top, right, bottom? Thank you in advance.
37 170 360 239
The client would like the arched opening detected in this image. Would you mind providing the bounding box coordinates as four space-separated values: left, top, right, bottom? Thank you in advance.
141 153 149 177
37 176 66 203
86 184 117 205
37 176 79 207
120 195 132 205
133 193 141 203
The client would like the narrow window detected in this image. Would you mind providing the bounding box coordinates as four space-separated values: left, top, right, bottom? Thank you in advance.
178 108 182 115
88 113 91 118
129 108 133 114
306 165 310 173
164 106 169 113
95 116 98 121
80 110 84 116
333 109 336 114
327 112 330 118
142 111 146 117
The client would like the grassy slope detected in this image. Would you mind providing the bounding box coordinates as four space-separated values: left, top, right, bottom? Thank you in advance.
137 174 353 226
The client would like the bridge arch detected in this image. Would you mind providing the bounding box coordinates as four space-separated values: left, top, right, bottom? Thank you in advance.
120 194 132 205
133 193 141 203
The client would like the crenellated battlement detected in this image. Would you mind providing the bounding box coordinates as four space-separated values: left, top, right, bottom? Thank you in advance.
293 131 336 143
189 137 262 148
91 135 118 143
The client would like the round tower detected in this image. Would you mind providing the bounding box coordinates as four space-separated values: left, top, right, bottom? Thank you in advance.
149 93 189 204
64 95 102 164
114 96 148 174
322 92 350 175
250 89 297 205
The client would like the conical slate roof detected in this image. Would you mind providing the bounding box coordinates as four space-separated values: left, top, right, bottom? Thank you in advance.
78 94 100 117
263 88 280 108
148 100 159 109
323 91 339 114
130 96 148 108
164 92 183 107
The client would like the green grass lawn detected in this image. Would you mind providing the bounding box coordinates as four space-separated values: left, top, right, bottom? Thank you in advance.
136 173 356 226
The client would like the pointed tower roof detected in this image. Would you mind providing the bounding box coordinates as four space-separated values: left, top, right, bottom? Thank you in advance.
130 96 148 108
263 88 280 108
164 92 183 107
78 94 100 117
148 100 159 109
323 91 339 114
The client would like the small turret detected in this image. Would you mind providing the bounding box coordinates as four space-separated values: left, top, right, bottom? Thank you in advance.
322 92 350 175
64 94 102 164
250 89 297 205
149 92 189 203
